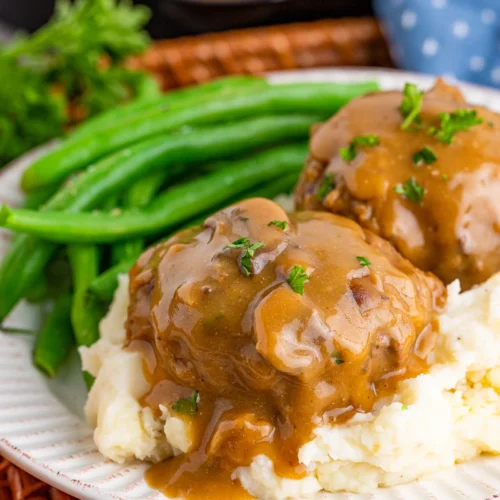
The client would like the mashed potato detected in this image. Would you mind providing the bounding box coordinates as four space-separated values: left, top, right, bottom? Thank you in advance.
80 273 500 498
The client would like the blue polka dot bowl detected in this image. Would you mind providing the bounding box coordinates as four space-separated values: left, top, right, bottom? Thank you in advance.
374 0 500 87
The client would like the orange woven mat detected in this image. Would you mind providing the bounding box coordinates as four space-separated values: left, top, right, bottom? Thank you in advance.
0 457 75 500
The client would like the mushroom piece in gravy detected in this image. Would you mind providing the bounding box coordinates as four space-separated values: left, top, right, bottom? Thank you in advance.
295 79 500 290
125 198 444 499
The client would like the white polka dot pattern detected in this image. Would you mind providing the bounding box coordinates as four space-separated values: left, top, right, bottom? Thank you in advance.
374 0 500 88
452 20 469 39
422 37 439 56
401 9 417 29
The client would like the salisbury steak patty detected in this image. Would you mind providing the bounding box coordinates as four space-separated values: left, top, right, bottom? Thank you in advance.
296 79 500 289
126 198 444 499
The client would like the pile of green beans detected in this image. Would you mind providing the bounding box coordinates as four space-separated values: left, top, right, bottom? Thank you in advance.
0 75 379 381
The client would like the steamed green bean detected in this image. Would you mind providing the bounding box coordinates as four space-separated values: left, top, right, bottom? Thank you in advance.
2 144 307 243
22 81 378 190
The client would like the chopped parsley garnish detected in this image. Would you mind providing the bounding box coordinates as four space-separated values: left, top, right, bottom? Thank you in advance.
332 353 344 365
241 217 249 222
394 178 424 204
268 220 288 230
401 405 409 411
429 109 483 144
400 83 423 130
287 265 310 295
356 256 371 267
226 238 263 276
340 135 380 162
316 173 336 200
413 146 437 165
172 391 199 415
441 173 449 181
225 237 250 249
241 241 264 276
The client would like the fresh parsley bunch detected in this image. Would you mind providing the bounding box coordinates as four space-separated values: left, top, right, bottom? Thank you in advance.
0 0 158 167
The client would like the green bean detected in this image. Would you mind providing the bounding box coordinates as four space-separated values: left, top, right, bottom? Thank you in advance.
23 183 61 210
88 172 299 301
89 258 137 301
67 244 103 348
24 275 50 303
71 76 267 140
33 294 74 378
67 244 103 389
111 170 168 265
0 115 315 321
1 144 307 243
122 170 168 208
22 81 379 190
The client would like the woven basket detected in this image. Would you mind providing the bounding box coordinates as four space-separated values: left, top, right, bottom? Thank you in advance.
129 18 391 90
0 16 389 500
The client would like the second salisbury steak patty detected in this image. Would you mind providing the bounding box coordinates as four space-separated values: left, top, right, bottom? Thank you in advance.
296 79 500 289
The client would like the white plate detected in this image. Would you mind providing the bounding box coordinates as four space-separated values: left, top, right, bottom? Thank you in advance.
1 68 500 500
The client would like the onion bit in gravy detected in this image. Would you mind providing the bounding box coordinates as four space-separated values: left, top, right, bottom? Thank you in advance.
125 198 444 499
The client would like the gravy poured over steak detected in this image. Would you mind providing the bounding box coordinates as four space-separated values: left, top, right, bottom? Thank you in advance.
126 198 444 499
296 80 500 289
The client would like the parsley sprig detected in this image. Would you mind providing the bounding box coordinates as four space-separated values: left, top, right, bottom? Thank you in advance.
356 256 371 267
413 146 437 165
316 173 336 200
241 242 264 276
0 0 155 167
331 352 344 365
287 265 310 295
268 220 288 230
225 238 263 276
394 178 424 204
340 135 380 162
429 109 483 144
172 391 199 415
225 237 250 249
400 83 423 130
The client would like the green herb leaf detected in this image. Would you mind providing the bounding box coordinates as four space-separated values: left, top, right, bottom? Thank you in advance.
400 83 423 130
441 173 449 181
316 173 336 200
356 256 371 267
413 146 437 165
241 217 249 222
287 265 310 295
430 109 483 144
394 178 424 204
0 0 154 167
332 352 344 365
340 135 380 162
268 220 288 230
401 405 408 411
172 391 199 415
225 237 250 249
241 241 264 276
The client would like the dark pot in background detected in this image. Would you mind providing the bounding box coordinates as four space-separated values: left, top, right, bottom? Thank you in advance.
0 0 55 33
0 0 372 37
150 0 373 38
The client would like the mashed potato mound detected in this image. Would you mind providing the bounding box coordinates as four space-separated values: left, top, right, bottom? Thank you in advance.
81 273 500 498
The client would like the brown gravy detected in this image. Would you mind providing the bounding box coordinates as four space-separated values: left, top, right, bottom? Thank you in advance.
125 198 444 499
296 80 500 290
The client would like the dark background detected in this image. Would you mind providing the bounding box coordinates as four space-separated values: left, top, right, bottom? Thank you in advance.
0 0 373 38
